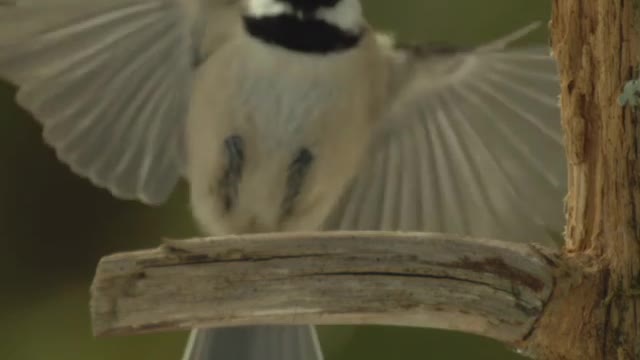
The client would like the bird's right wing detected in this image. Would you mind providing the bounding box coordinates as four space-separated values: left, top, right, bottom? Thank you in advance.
0 0 238 204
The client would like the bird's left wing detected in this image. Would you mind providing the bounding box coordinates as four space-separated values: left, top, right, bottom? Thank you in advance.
324 23 566 248
0 0 238 204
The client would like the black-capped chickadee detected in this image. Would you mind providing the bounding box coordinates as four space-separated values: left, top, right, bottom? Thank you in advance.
0 0 566 359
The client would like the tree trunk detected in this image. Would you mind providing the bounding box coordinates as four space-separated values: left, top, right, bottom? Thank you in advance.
529 1 640 359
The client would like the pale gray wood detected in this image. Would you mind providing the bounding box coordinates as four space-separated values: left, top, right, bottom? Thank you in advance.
90 231 557 343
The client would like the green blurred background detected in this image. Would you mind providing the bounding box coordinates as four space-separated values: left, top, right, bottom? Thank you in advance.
0 1 550 359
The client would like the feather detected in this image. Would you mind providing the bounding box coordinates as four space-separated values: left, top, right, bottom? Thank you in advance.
183 326 324 360
0 0 211 203
326 23 566 247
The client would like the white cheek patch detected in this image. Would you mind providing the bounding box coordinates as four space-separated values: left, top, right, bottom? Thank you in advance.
246 0 293 18
315 0 363 33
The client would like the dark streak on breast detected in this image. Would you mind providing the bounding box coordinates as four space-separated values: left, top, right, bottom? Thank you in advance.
218 135 245 212
282 148 315 217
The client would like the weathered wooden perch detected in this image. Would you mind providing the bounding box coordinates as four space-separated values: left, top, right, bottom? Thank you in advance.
90 232 558 344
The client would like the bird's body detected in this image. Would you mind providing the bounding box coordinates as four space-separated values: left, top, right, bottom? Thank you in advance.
0 0 567 359
188 18 387 234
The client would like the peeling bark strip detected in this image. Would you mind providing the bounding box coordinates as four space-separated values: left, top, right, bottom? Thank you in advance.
90 232 556 341
526 1 640 359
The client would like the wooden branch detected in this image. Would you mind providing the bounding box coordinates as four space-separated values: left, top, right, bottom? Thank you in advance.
90 231 557 344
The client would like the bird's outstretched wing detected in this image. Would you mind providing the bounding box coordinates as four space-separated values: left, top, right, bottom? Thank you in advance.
325 23 566 248
0 0 237 204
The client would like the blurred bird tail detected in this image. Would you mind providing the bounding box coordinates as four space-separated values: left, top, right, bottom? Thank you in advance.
183 325 324 360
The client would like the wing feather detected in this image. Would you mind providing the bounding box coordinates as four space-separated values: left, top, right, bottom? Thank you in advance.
0 0 224 203
325 24 566 247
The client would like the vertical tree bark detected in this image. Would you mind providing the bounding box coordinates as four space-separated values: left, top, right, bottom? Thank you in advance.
528 1 640 359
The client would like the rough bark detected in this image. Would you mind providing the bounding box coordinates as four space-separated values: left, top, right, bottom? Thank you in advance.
527 1 640 359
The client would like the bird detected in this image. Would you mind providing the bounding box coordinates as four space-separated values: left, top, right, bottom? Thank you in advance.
0 0 566 359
